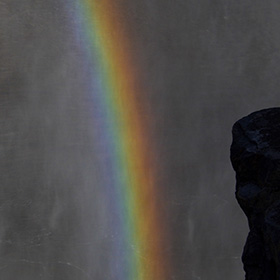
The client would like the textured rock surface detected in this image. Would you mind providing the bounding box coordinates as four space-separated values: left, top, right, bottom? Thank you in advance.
230 108 280 280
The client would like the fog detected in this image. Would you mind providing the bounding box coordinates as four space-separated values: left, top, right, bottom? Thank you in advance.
0 0 279 279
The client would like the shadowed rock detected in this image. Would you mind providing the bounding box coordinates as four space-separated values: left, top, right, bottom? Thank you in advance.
230 108 280 280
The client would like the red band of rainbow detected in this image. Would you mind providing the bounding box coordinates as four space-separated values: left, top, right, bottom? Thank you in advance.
72 1 170 278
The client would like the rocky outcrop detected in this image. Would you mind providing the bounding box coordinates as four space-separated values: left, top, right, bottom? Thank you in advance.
230 108 280 280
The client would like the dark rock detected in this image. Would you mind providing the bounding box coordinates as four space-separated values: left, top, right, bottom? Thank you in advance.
230 108 280 280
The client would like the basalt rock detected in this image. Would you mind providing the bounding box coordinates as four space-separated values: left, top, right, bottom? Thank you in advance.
230 108 280 280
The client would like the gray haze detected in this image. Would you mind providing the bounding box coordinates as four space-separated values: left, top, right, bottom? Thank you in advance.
1 0 279 279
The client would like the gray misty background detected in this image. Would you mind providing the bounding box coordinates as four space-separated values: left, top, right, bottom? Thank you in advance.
0 0 279 279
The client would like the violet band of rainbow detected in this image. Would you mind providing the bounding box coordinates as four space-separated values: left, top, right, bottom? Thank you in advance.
71 1 169 278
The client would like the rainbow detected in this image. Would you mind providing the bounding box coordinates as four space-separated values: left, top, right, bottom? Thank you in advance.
70 0 170 278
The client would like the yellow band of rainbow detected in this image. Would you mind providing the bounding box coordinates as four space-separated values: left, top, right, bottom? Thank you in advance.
74 1 170 278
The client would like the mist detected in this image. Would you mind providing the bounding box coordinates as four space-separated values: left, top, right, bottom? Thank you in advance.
0 0 279 279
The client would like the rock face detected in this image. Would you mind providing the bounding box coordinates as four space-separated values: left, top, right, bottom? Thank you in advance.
230 108 280 280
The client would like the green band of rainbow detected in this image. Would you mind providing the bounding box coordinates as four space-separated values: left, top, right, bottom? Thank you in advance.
71 1 170 278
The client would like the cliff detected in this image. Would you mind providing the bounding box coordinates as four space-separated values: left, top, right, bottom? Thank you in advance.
231 108 280 280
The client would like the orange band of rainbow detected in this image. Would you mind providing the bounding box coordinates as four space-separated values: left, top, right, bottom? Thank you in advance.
74 1 170 278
